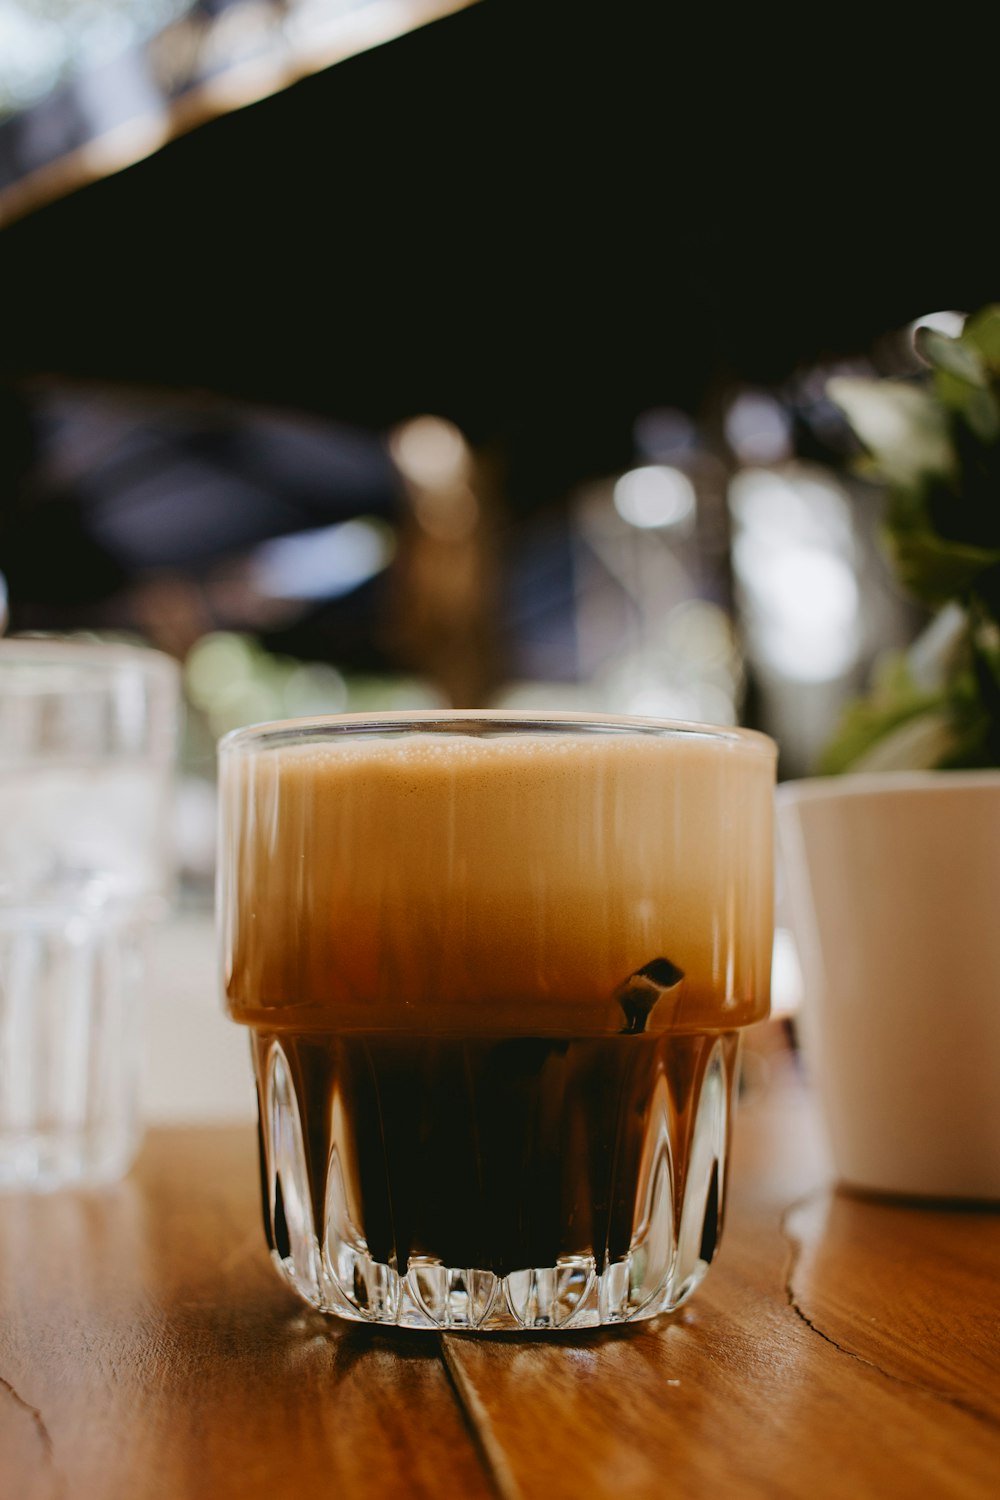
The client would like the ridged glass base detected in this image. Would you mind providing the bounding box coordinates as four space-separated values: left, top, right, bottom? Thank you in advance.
252 1029 739 1331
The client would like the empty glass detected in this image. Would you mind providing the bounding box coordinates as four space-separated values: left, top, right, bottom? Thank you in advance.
0 639 179 1190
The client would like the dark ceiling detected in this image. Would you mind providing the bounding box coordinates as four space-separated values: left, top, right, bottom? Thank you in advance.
0 3 997 505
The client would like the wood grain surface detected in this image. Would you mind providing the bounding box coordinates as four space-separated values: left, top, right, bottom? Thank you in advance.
2 1051 998 1500
0 1130 492 1500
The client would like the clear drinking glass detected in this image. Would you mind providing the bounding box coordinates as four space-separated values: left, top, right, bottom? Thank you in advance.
218 712 775 1331
0 639 179 1190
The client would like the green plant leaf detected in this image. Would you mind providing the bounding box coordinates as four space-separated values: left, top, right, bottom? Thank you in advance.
931 364 1000 440
821 304 1000 773
826 376 955 487
962 305 1000 368
958 384 1000 444
846 711 960 772
817 651 946 773
905 602 969 689
916 326 986 386
884 525 1000 607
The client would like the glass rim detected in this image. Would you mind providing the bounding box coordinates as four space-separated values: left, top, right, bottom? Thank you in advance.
218 709 776 759
0 636 179 686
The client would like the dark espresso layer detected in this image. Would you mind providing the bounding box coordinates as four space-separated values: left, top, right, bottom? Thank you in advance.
253 1026 738 1276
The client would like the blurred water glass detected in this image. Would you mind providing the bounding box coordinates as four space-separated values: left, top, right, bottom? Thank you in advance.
0 639 179 1190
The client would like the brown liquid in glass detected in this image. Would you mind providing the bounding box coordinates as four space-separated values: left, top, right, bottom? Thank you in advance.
252 1023 734 1277
223 729 771 1288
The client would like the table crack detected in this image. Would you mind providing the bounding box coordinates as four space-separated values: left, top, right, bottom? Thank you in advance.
780 1193 999 1432
438 1335 522 1500
0 1370 65 1493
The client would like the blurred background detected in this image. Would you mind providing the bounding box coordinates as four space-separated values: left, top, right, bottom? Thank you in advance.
0 1 996 1114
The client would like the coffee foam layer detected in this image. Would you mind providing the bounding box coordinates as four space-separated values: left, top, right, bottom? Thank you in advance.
220 730 774 1032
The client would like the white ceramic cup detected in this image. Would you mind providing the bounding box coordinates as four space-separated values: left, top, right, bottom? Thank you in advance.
777 771 1000 1200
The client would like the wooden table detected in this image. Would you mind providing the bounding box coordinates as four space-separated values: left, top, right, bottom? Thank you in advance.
2 1055 998 1500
